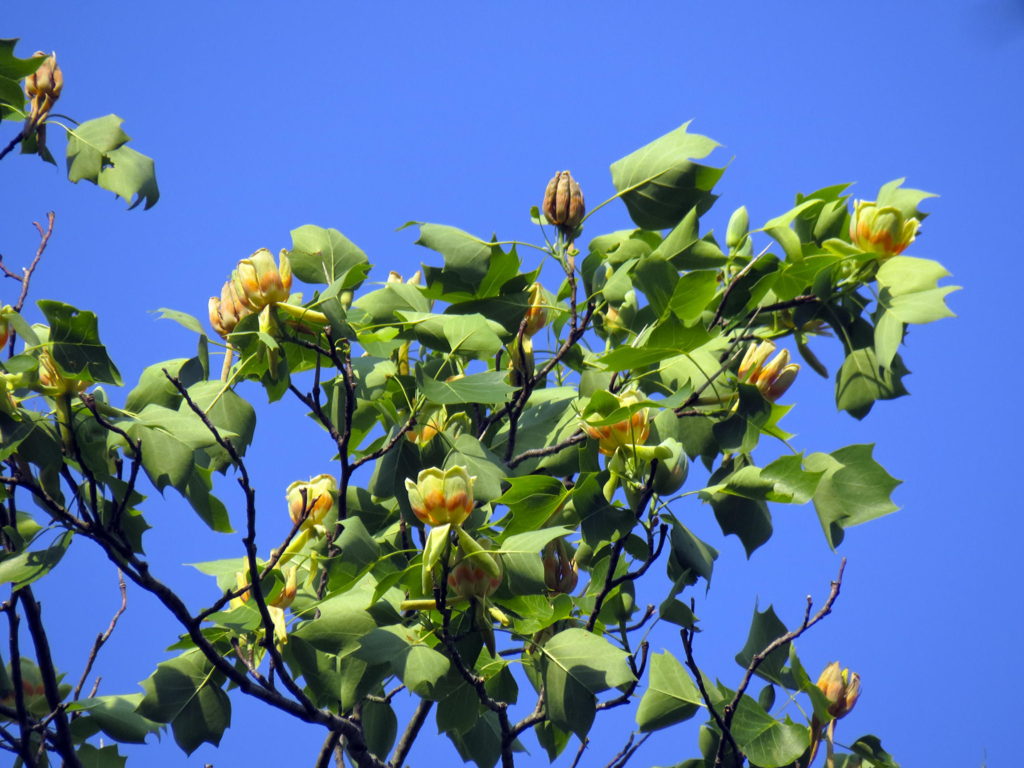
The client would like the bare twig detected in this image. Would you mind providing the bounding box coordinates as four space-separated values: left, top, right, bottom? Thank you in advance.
0 130 24 162
4 603 37 766
72 571 127 701
719 559 847 747
568 737 588 768
605 731 651 768
681 617 739 763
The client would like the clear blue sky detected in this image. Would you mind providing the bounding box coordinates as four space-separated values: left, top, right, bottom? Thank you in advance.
4 2 1020 766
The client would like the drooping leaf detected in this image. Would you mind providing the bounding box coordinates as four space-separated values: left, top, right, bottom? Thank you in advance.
730 694 809 767
65 115 159 209
136 649 231 755
0 530 73 589
805 444 900 549
68 694 160 744
636 651 702 732
38 300 122 385
735 605 790 685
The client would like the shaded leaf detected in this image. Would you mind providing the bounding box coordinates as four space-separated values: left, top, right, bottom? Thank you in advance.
636 651 702 732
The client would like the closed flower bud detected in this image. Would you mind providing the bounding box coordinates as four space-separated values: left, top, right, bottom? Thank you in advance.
447 542 503 600
233 248 292 309
269 566 298 609
36 350 86 396
387 271 403 284
522 282 548 337
406 407 445 446
0 306 12 349
543 171 585 234
405 466 475 527
24 52 63 131
581 389 650 456
286 474 337 530
542 539 578 594
816 661 861 719
738 340 800 403
849 200 920 257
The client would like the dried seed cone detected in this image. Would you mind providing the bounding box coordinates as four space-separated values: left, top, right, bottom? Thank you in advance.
543 171 585 234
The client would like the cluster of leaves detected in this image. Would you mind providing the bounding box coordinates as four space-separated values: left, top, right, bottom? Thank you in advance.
0 38 158 208
0 112 955 768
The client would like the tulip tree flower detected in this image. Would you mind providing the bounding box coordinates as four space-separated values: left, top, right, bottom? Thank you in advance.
738 340 800 402
849 199 920 257
581 389 651 456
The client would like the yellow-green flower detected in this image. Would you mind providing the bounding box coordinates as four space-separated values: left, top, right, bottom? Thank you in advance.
816 661 861 719
738 340 800 402
405 466 475 527
850 200 920 257
286 474 337 530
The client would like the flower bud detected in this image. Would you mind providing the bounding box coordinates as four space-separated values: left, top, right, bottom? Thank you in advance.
233 248 293 309
738 340 800 403
24 53 63 127
816 661 861 719
269 566 298 609
36 350 86 396
447 540 503 600
849 200 920 257
542 539 578 594
522 282 548 337
406 407 445 446
652 438 689 496
405 466 475 527
543 171 585 235
507 336 534 387
286 474 337 530
0 306 12 349
387 271 403 284
581 389 650 456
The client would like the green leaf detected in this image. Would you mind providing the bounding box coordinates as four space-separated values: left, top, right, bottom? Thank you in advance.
636 651 702 732
875 178 936 220
445 433 507 502
0 530 72 589
805 444 900 549
610 122 725 230
668 270 718 324
835 347 908 419
38 300 122 385
730 695 810 767
494 475 570 537
136 649 230 755
0 39 46 79
361 698 398 758
292 592 378 656
735 605 789 685
541 628 635 693
442 314 506 357
710 494 772 557
356 626 450 698
76 744 127 768
68 694 160 744
572 473 634 545
287 224 369 285
65 116 159 209
154 308 205 335
450 710 504 768
876 256 959 326
666 516 718 585
414 223 493 286
125 358 204 412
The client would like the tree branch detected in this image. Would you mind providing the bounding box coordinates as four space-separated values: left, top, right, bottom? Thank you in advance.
390 698 432 767
72 570 127 701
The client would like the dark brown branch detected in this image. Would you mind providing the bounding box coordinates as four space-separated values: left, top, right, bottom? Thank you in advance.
166 372 314 705
710 248 766 329
315 730 342 768
585 464 658 633
508 429 586 469
0 129 24 162
351 415 417 471
17 587 81 767
605 731 651 768
4 602 37 766
596 642 649 713
389 698 432 768
681 616 740 762
72 570 127 701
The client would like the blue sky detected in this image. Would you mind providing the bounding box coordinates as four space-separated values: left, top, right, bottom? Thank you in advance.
3 2 1021 766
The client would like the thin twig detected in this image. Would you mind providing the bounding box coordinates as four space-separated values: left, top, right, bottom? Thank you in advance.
681 617 739 762
719 559 847 748
0 130 24 162
4 603 37 766
15 212 55 314
606 732 651 768
72 571 127 701
568 737 588 768
508 429 586 469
